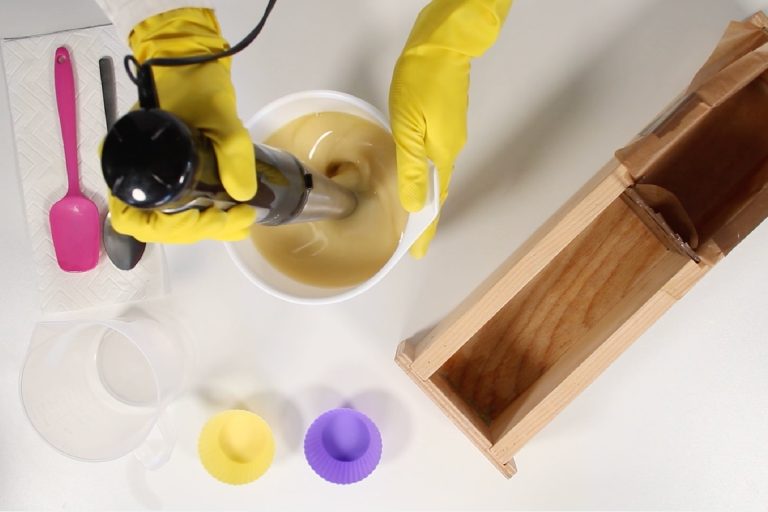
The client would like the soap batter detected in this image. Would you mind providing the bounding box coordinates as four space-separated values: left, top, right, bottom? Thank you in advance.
251 112 407 288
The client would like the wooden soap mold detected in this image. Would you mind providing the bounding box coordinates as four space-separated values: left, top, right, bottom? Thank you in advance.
396 20 768 474
396 162 709 477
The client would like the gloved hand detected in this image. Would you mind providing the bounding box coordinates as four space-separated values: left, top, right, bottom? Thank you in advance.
109 8 256 244
389 0 513 258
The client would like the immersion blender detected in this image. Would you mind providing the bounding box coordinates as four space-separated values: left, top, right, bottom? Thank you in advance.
101 109 358 225
100 0 357 225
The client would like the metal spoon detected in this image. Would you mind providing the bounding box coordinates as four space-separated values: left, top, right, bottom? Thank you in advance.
99 56 146 270
103 211 147 270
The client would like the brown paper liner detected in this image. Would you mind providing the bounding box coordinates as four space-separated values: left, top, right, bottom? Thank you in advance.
616 12 768 261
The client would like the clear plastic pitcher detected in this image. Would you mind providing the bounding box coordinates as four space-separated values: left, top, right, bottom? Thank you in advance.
20 312 187 468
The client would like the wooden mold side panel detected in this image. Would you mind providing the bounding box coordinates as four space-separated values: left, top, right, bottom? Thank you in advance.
439 198 683 423
410 162 633 379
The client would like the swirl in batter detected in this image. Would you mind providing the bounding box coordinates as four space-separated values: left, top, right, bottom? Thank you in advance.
251 112 407 288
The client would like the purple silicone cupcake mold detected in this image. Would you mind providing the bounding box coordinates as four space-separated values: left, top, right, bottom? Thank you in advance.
304 408 382 484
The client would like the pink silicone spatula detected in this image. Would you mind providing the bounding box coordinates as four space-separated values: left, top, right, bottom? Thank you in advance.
49 46 100 272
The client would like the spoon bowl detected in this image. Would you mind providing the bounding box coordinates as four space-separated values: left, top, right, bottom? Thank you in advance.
103 212 146 271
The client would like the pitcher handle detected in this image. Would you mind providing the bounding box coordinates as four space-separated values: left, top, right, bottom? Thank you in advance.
134 411 176 469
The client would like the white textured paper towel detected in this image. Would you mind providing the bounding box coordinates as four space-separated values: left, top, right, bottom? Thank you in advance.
2 26 167 314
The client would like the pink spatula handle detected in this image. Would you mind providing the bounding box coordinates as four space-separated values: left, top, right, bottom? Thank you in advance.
54 47 80 196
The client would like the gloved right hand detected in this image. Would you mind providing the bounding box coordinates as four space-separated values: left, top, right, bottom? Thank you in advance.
109 196 255 244
389 0 513 258
109 8 256 244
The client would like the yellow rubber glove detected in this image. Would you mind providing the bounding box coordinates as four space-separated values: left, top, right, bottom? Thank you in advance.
389 0 513 258
109 8 256 244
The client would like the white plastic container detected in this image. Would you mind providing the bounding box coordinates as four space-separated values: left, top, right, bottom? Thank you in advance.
226 90 439 305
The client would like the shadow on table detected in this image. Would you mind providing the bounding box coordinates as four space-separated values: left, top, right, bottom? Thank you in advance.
347 388 414 462
194 384 305 464
126 458 163 510
439 0 747 230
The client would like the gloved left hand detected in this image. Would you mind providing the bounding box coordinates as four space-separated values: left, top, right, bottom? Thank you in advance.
109 7 256 244
389 0 513 258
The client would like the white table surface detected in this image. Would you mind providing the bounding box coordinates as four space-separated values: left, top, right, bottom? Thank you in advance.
2 0 768 510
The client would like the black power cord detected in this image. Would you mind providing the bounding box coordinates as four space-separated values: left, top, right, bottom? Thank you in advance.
124 0 277 109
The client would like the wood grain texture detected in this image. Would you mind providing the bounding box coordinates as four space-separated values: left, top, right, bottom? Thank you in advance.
410 162 632 379
439 198 684 423
395 340 517 478
488 252 702 462
488 285 678 463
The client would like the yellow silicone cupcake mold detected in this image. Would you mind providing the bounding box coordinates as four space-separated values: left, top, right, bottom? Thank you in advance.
198 410 275 485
